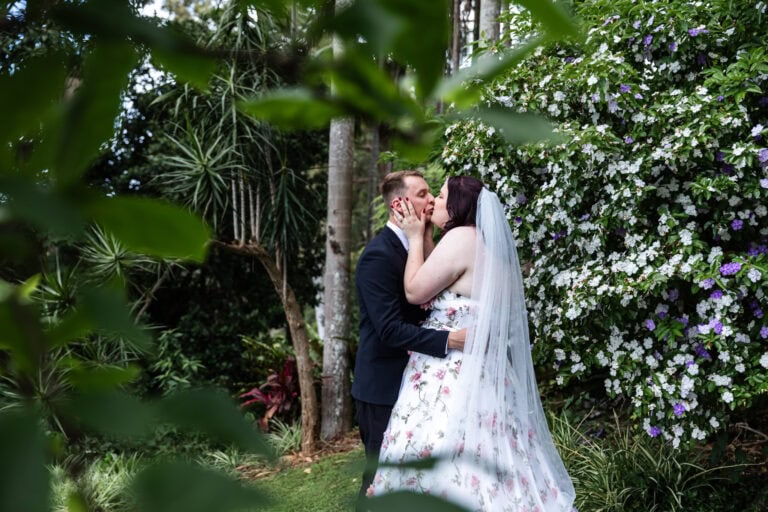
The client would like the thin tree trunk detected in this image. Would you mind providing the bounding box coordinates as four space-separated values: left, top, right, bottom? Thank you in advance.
479 0 500 43
366 122 379 243
214 240 318 453
451 0 462 73
321 0 354 440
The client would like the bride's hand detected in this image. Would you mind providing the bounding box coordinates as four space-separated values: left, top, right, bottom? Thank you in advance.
395 197 426 240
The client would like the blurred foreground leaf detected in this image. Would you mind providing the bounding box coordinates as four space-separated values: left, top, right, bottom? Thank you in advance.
239 88 345 130
0 410 50 512
453 107 562 145
66 391 159 439
365 491 471 512
85 196 211 262
133 461 270 512
162 388 276 460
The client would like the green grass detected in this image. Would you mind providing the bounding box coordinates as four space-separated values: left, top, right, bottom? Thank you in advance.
255 448 364 512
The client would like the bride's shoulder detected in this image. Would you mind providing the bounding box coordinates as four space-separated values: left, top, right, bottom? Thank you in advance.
441 226 476 241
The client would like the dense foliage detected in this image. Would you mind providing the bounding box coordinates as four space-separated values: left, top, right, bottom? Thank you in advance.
443 0 768 445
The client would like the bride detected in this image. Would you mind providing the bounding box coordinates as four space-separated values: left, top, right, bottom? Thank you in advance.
368 176 575 511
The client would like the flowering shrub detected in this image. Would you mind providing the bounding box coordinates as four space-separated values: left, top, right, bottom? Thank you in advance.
441 0 768 446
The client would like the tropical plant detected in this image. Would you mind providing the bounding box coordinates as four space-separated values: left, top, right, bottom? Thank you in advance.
241 356 300 431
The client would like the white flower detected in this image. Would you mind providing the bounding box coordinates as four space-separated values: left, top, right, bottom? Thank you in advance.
747 268 762 283
709 417 720 428
587 75 598 86
679 229 693 246
722 391 734 403
760 353 768 369
752 124 765 137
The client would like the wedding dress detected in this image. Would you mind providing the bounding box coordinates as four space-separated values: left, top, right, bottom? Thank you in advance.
369 190 575 512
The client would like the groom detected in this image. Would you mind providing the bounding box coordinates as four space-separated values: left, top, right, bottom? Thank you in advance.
352 170 466 501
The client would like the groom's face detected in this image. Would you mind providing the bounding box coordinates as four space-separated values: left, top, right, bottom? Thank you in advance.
401 176 435 221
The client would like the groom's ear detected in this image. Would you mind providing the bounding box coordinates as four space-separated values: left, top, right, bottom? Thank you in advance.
391 197 403 214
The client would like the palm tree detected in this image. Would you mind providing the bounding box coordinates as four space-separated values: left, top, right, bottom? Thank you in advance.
151 1 324 452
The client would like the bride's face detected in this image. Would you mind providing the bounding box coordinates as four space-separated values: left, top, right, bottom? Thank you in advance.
431 181 450 229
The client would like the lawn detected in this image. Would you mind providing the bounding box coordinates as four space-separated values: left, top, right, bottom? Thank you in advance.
255 448 365 512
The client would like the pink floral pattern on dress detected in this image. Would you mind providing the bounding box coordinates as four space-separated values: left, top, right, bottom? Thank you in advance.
369 290 574 512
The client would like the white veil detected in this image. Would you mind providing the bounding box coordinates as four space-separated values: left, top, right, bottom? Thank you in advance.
449 188 575 510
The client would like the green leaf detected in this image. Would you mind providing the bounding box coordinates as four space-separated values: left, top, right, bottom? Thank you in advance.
434 36 545 107
515 0 581 40
45 308 93 349
0 409 49 512
365 491 471 512
67 363 141 392
331 0 451 98
80 285 153 351
239 88 345 130
55 42 139 185
66 391 159 439
133 461 270 512
0 53 67 147
453 107 561 145
161 388 275 459
0 295 47 375
54 0 215 90
85 196 211 262
0 176 86 236
237 0 288 17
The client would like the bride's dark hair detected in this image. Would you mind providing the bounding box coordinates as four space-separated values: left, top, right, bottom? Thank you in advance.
443 176 485 232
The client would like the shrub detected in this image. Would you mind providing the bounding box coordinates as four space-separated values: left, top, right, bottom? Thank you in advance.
442 0 768 445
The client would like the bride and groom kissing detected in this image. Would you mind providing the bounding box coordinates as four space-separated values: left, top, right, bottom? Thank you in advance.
352 170 576 511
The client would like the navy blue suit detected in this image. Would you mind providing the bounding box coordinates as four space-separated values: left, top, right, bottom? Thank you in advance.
352 226 448 501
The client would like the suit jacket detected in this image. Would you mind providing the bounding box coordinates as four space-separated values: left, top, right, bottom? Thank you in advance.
351 227 449 406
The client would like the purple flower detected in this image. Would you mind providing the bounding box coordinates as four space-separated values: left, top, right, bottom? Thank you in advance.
760 97 768 107
720 262 742 276
710 289 723 300
643 34 653 47
695 343 711 360
649 426 661 437
731 219 744 231
713 321 723 335
579 213 591 221
760 326 768 339
668 289 680 301
673 403 686 417
760 178 768 189
717 95 725 102
688 27 708 37
715 151 725 162
645 319 656 331
632 20 641 29
686 360 696 367
608 100 619 113
620 84 632 93
669 42 678 52
658 311 668 320
697 53 707 65
758 148 768 163
701 278 716 289
678 315 689 326
755 308 764 319
514 216 523 224
624 136 634 144
634 93 644 100
516 193 527 205
564 56 575 64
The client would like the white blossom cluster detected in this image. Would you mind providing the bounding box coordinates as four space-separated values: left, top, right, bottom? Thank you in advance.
440 1 768 446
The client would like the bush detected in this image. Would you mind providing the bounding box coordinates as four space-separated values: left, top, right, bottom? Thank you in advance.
442 0 768 445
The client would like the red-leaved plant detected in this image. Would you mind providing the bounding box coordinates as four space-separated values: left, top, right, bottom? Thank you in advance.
240 356 299 431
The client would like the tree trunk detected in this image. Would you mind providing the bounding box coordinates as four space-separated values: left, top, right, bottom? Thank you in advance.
321 0 354 441
450 0 462 73
479 0 500 43
213 240 318 453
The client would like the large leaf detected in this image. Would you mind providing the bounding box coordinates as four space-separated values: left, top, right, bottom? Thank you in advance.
0 53 67 149
515 0 581 40
0 410 49 512
133 462 270 512
85 196 211 262
0 295 47 375
239 88 345 130
331 0 451 98
434 36 546 108
54 0 216 90
0 176 86 236
80 285 153 351
66 362 142 392
54 42 138 185
161 388 275 459
365 491 471 512
452 107 562 145
65 391 159 439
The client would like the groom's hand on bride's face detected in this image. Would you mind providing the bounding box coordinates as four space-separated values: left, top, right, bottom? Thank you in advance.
447 328 467 352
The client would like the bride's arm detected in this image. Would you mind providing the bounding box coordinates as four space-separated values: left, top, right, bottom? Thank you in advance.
404 227 474 304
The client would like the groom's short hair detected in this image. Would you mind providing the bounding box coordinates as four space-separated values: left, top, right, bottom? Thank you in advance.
381 170 424 209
